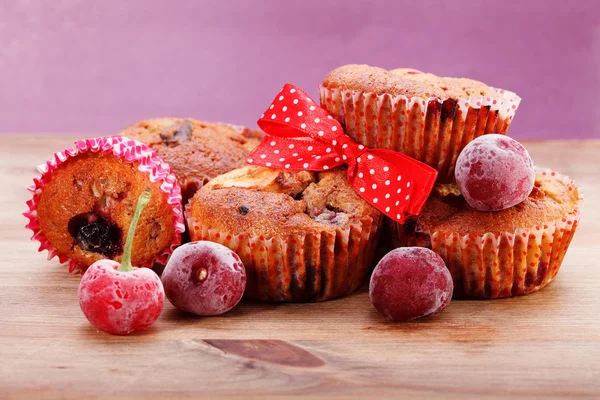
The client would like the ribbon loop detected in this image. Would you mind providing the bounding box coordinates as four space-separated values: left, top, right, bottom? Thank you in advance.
248 84 438 222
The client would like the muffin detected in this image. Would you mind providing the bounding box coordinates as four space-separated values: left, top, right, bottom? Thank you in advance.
185 165 383 302
120 118 263 203
319 64 521 182
388 169 583 299
24 136 185 273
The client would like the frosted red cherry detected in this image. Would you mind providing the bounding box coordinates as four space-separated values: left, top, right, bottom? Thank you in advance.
455 134 535 211
162 241 246 316
78 188 164 335
78 260 164 335
369 247 453 321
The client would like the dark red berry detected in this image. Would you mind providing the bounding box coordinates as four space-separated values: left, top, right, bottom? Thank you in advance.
68 212 122 257
162 241 246 316
77 188 164 335
455 134 535 211
370 247 453 321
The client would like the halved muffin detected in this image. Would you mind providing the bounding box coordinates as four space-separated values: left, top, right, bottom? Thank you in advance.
25 136 184 273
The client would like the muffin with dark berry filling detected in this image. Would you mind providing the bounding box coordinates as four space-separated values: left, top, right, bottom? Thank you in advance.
185 166 383 302
25 136 185 273
120 118 263 203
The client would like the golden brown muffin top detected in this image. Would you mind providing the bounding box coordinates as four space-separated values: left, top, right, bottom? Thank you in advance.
188 166 380 238
120 118 263 201
322 64 500 100
412 173 580 236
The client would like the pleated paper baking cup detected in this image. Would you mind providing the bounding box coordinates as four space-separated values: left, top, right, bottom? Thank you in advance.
319 85 520 183
24 136 185 273
388 169 582 299
186 207 383 302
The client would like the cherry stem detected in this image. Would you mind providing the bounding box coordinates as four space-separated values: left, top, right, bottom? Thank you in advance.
118 188 151 272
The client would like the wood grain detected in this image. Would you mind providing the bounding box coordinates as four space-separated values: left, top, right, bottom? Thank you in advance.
1 134 599 399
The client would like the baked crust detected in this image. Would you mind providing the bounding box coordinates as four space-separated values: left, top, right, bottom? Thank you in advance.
322 64 500 100
120 118 263 202
188 166 380 238
410 173 580 236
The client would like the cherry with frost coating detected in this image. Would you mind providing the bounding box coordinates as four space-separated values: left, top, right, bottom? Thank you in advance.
161 241 247 316
455 134 535 211
77 188 165 335
369 247 453 321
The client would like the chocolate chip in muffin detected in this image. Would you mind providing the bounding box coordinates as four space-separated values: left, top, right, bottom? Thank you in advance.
238 205 249 215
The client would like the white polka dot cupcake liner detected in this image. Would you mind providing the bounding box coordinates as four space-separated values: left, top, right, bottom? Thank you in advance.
24 136 185 273
319 85 521 183
387 169 583 299
185 206 383 302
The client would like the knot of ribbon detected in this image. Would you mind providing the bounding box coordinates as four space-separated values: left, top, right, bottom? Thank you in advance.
247 84 438 222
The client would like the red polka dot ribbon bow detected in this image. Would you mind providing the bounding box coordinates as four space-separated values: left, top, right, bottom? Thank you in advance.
247 84 438 222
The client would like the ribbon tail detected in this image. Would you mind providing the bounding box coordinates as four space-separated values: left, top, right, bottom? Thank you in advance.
371 149 438 216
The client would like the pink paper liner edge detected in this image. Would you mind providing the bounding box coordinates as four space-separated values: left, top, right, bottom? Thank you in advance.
23 136 185 272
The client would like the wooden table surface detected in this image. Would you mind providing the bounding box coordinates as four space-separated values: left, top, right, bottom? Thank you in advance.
1 135 599 399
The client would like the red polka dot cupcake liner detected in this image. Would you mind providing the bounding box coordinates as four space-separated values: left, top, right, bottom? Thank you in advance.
185 207 383 302
319 85 521 183
388 169 583 299
24 136 186 273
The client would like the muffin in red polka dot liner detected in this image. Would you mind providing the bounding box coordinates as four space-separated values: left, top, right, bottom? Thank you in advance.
185 166 383 302
24 136 185 273
319 65 521 183
388 169 583 299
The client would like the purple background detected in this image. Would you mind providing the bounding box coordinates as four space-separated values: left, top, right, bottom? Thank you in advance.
1 0 599 139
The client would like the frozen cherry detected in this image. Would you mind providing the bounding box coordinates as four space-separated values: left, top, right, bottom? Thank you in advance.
369 247 453 321
78 188 165 335
162 241 246 316
455 134 535 211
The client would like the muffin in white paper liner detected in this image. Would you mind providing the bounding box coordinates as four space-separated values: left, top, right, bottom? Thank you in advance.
389 168 583 299
319 85 521 183
185 205 383 303
24 136 185 273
